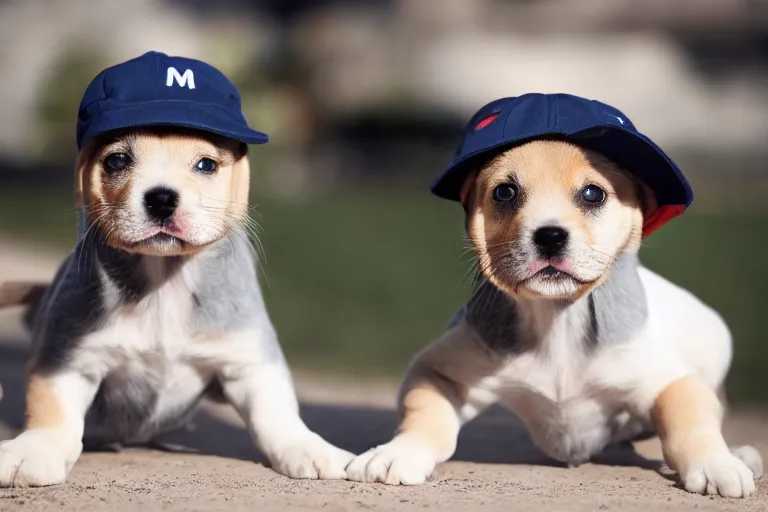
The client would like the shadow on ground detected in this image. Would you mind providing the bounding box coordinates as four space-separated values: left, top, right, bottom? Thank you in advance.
0 338 660 470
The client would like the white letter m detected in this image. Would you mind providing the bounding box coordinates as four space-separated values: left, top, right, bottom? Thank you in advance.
166 67 195 89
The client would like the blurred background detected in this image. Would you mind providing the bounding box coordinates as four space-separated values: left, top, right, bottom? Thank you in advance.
0 0 766 403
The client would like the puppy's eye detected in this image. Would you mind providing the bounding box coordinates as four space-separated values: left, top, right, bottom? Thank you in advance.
492 184 518 202
194 158 218 174
580 185 606 204
104 153 132 172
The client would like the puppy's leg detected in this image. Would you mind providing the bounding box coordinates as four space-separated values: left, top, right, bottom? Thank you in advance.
347 324 497 485
717 389 763 478
670 309 763 481
220 356 353 480
0 370 99 487
345 365 464 485
652 374 757 498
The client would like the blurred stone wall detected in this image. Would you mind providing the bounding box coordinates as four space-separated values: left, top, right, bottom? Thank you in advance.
1 0 766 182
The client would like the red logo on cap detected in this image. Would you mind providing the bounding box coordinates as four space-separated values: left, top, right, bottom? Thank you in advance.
475 113 499 131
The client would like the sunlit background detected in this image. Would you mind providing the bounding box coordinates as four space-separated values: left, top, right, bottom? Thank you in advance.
0 0 766 402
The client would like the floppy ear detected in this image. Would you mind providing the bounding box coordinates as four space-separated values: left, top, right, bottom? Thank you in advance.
459 170 484 239
229 151 251 220
460 170 479 215
74 140 100 236
638 180 659 220
637 178 686 238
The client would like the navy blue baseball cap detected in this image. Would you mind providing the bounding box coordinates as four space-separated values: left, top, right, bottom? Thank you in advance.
431 93 693 236
76 51 268 149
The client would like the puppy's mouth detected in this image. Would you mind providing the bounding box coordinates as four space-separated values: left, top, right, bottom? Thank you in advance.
129 232 189 251
122 223 224 255
519 260 596 289
124 222 196 251
133 231 187 248
535 265 577 281
526 259 580 281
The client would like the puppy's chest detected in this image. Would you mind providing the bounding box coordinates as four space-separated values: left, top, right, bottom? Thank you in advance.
498 346 595 409
79 281 215 444
491 346 643 464
91 280 200 362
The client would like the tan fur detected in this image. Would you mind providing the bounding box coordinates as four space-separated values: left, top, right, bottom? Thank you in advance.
3 129 252 325
76 130 250 256
652 374 725 472
230 153 251 220
392 323 500 463
24 374 66 430
74 140 99 213
0 282 48 331
466 140 644 299
1 128 361 487
0 282 47 308
349 140 759 493
397 368 464 460
2 132 255 436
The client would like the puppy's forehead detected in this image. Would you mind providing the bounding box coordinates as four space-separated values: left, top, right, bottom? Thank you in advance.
97 130 240 162
480 140 618 189
138 136 218 161
117 134 216 157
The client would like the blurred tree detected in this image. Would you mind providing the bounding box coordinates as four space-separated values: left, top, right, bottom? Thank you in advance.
34 46 108 164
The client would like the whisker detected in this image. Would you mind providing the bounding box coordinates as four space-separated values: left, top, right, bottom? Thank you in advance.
218 213 271 290
77 213 108 274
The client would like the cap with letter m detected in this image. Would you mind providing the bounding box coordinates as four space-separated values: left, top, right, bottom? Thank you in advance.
430 93 693 237
76 51 268 149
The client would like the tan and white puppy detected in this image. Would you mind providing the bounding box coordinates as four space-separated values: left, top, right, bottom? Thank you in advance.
346 140 763 497
0 128 353 487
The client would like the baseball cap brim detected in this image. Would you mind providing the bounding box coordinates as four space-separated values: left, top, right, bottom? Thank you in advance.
78 100 269 148
569 126 692 208
430 125 692 209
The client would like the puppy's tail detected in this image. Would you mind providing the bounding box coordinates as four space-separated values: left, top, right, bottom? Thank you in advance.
0 282 48 308
0 281 49 331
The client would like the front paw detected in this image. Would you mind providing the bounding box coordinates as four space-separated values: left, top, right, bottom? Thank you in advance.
346 436 436 485
731 445 763 479
678 449 757 498
269 433 354 480
0 430 75 487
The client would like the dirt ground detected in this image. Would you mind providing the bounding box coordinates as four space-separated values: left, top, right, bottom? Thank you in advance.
0 237 766 511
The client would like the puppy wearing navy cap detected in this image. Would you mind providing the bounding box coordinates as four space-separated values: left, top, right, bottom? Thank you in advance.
0 52 353 486
347 94 763 497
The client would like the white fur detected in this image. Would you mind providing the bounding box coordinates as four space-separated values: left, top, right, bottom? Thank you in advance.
350 141 759 495
0 371 96 487
348 436 437 485
679 437 756 497
1 133 353 487
523 274 581 297
348 266 758 495
0 252 352 487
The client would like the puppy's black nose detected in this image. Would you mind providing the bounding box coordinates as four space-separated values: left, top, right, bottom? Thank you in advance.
144 187 179 222
533 226 569 257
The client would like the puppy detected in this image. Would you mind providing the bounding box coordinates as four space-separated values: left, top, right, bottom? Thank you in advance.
0 128 353 487
347 139 763 497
